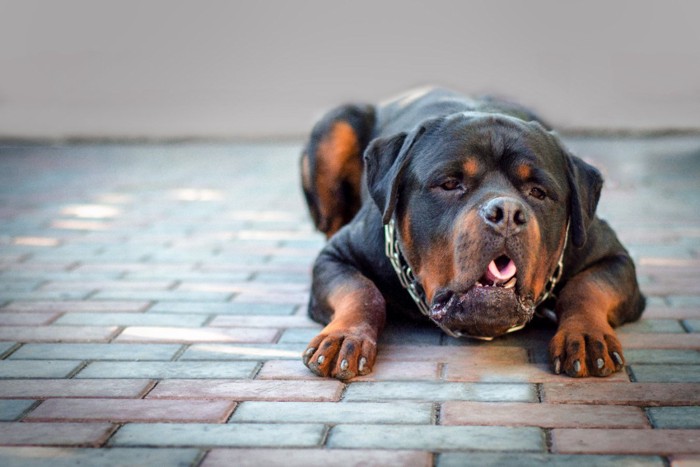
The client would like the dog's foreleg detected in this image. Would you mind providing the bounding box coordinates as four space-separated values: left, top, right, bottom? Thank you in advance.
303 250 386 380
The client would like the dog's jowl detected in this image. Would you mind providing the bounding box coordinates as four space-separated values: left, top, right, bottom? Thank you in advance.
300 88 645 380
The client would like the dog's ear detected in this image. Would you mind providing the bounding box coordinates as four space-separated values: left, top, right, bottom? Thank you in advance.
565 150 604 248
364 125 427 224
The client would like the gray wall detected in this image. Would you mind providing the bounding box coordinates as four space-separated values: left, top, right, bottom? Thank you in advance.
1 0 699 140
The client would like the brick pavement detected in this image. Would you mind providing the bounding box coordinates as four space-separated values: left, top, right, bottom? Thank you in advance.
0 138 698 466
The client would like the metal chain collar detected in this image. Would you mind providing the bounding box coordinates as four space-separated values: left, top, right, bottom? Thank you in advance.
384 218 569 339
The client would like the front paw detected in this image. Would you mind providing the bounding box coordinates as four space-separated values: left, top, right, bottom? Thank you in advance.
302 325 378 380
549 322 625 378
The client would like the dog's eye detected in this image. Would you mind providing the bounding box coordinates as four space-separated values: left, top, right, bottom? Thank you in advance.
529 187 547 200
440 179 462 191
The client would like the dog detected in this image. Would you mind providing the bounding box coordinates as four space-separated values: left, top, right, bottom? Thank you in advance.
300 87 645 379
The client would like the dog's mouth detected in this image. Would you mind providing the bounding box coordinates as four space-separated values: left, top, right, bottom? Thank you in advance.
429 254 533 338
476 254 517 289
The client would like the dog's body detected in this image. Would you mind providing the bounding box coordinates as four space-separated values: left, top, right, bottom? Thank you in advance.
300 87 645 379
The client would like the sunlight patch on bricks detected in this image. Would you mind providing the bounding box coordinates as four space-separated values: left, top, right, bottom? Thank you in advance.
60 205 122 219
191 344 301 359
50 220 112 231
10 237 61 247
115 326 278 344
171 189 225 202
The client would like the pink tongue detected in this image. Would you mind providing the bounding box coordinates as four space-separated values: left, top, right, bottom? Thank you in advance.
486 258 517 283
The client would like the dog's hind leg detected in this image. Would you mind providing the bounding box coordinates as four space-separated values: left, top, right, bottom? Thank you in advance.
301 104 376 238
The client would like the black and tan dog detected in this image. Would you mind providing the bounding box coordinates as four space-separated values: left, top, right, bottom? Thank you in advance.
300 87 645 379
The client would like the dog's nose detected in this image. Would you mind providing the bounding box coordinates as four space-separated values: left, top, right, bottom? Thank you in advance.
479 197 529 236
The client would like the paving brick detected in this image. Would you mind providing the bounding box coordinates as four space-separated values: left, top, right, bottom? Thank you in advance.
0 422 114 446
114 326 278 344
127 270 252 282
147 379 344 402
0 360 82 378
648 407 700 428
631 364 700 382
343 381 536 402
53 312 208 327
76 361 258 379
0 313 59 325
0 280 43 292
231 401 432 424
552 429 700 455
73 263 194 275
91 290 233 301
625 349 700 364
437 453 664 467
617 319 686 333
543 383 700 406
0 291 90 301
0 300 151 313
643 307 700 320
257 359 440 381
203 449 432 467
254 359 324 380
9 343 181 361
181 343 304 361
0 379 153 399
0 326 119 343
148 301 297 315
684 319 700 332
0 400 35 421
26 398 235 423
110 422 326 447
39 280 175 292
380 321 444 345
208 315 318 328
251 272 313 283
177 281 309 294
0 343 16 357
641 278 700 296
444 326 552 349
441 401 648 428
671 455 700 467
277 328 323 344
328 424 544 451
232 291 309 306
377 345 529 364
669 296 700 307
445 362 630 383
0 447 201 467
0 264 73 275
619 333 700 349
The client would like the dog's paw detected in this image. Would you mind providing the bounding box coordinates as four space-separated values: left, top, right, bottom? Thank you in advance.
302 324 378 380
549 322 624 378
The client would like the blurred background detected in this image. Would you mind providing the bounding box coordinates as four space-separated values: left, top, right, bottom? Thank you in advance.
1 0 698 140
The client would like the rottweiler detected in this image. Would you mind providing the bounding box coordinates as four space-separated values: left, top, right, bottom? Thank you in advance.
300 87 645 379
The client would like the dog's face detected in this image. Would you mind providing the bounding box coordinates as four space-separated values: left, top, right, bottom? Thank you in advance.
366 113 602 338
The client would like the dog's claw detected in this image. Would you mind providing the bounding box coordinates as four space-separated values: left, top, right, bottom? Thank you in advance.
553 358 561 375
303 347 315 365
358 357 367 374
613 351 624 367
340 359 349 371
573 360 581 374
596 358 605 369
317 355 325 365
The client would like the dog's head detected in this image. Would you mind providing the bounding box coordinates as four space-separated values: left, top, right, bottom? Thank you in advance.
365 112 602 338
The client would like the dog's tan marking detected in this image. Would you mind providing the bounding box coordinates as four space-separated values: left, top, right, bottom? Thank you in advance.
301 152 312 192
463 157 480 178
515 163 532 181
314 121 362 236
